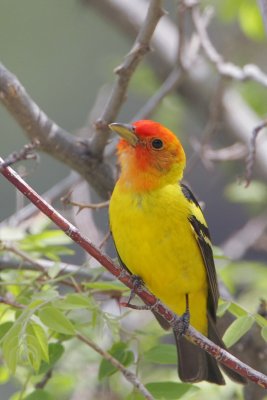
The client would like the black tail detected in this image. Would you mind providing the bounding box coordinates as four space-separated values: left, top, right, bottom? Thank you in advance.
174 314 247 385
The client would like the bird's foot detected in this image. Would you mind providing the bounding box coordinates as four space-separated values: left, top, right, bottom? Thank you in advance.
120 275 149 310
173 310 190 337
173 293 190 337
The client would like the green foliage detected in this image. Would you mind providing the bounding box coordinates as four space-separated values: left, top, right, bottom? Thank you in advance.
143 344 177 365
145 382 199 400
24 390 54 400
238 81 267 115
98 341 134 379
216 0 265 40
0 216 265 399
223 315 254 347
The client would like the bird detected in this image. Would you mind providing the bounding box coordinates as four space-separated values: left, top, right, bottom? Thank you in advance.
109 119 246 385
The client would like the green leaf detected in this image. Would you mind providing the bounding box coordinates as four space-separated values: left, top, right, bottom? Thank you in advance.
261 326 267 342
38 343 64 375
84 280 127 292
143 344 177 365
25 333 42 371
145 382 198 400
54 293 93 310
227 301 248 318
223 315 254 347
0 321 13 340
27 321 49 362
239 2 265 40
24 389 54 400
38 306 75 335
98 342 134 380
31 288 59 303
21 230 72 246
2 323 21 373
217 300 231 317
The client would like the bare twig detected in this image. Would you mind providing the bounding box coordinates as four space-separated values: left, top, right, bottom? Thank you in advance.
191 6 267 87
2 140 40 168
189 141 247 170
91 0 165 155
0 296 24 309
2 242 48 274
245 119 267 187
1 158 267 387
76 333 154 400
35 370 53 390
61 192 109 214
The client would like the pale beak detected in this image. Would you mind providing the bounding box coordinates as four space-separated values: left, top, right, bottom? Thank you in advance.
109 123 139 146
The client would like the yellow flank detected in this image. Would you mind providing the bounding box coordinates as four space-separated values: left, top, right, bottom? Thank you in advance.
110 181 208 335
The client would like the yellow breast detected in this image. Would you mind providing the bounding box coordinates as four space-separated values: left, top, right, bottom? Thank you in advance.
109 182 208 333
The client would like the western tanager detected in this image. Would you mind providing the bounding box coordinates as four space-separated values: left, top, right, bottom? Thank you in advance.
109 120 245 385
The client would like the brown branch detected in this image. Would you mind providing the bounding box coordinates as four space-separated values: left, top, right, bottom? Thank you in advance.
76 333 154 400
1 158 267 388
61 192 109 213
1 140 40 168
0 296 25 309
0 63 113 198
91 0 165 155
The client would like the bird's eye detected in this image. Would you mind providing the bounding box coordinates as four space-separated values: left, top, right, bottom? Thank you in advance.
151 138 164 150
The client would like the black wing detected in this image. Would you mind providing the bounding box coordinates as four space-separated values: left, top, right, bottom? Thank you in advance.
181 183 219 320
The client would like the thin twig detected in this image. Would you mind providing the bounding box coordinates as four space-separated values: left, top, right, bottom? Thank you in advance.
91 0 165 155
245 119 267 187
0 296 24 309
76 333 154 400
35 370 53 390
2 140 40 168
61 192 109 214
191 6 267 87
1 157 267 388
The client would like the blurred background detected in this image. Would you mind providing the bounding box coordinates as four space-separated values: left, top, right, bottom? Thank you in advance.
1 1 267 399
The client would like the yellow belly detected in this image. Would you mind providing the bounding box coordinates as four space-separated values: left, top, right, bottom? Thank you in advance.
109 183 208 334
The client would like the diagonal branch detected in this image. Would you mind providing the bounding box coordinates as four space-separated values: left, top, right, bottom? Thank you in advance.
91 0 165 155
76 333 154 400
1 158 267 388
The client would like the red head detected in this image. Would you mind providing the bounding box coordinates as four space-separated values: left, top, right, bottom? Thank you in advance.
109 120 186 192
